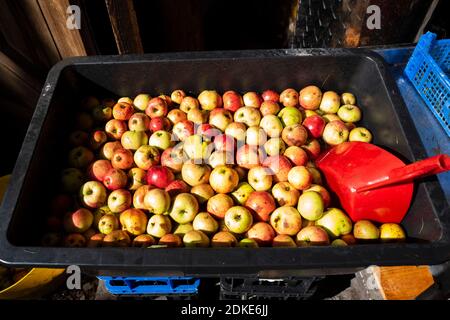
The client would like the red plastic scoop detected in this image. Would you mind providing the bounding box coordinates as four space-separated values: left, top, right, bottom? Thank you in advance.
316 142 450 223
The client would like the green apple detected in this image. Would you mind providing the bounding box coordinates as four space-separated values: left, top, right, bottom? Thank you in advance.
92 105 112 122
353 220 380 240
233 107 261 127
297 191 324 221
147 215 172 238
246 126 267 146
322 120 349 145
121 131 148 151
277 107 302 127
231 182 255 205
331 239 348 246
98 214 119 235
149 130 173 150
349 127 372 143
193 212 219 235
190 184 215 204
270 207 302 236
379 223 406 242
144 188 171 214
133 94 151 111
208 151 234 168
247 166 272 191
319 91 340 114
61 168 84 193
181 161 211 187
169 193 199 224
271 181 300 207
183 230 210 247
238 238 259 248
80 181 107 209
224 206 253 234
341 92 356 105
259 115 283 138
225 122 247 141
173 223 194 237
183 134 213 161
337 105 361 123
316 208 353 238
264 138 286 156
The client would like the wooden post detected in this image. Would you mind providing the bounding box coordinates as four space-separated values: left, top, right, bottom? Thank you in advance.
37 0 88 58
105 0 144 54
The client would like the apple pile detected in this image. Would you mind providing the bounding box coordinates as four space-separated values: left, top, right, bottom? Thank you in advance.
42 87 406 248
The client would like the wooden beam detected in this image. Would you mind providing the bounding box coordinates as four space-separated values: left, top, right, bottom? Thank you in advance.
0 51 41 110
37 0 87 58
105 0 144 54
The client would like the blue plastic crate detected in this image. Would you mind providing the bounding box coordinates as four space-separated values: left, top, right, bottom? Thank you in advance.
405 32 450 137
98 276 200 295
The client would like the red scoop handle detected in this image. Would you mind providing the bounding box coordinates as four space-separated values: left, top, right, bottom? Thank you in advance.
356 154 450 192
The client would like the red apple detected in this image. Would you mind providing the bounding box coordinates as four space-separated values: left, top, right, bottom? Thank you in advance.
133 185 154 210
236 144 265 169
161 146 186 173
180 96 200 113
89 130 108 150
197 123 221 141
261 89 280 102
322 120 349 146
101 141 122 160
246 222 276 246
284 146 308 166
214 134 235 153
112 102 134 120
173 120 195 142
111 148 134 170
145 97 168 118
301 139 321 159
296 226 330 246
287 166 312 190
263 155 292 183
128 113 150 132
282 124 308 147
88 159 113 182
158 94 173 107
245 191 276 222
209 108 233 132
134 145 160 170
222 90 243 112
243 92 262 108
279 88 299 107
147 166 175 188
171 89 186 104
167 109 187 125
103 168 127 190
165 180 191 197
149 117 171 133
302 115 326 139
198 90 222 110
260 101 281 116
105 119 127 140
299 85 322 110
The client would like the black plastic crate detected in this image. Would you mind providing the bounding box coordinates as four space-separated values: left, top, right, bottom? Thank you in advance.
220 277 321 300
0 49 449 276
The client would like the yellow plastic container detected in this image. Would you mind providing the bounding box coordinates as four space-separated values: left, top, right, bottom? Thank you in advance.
0 175 65 299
